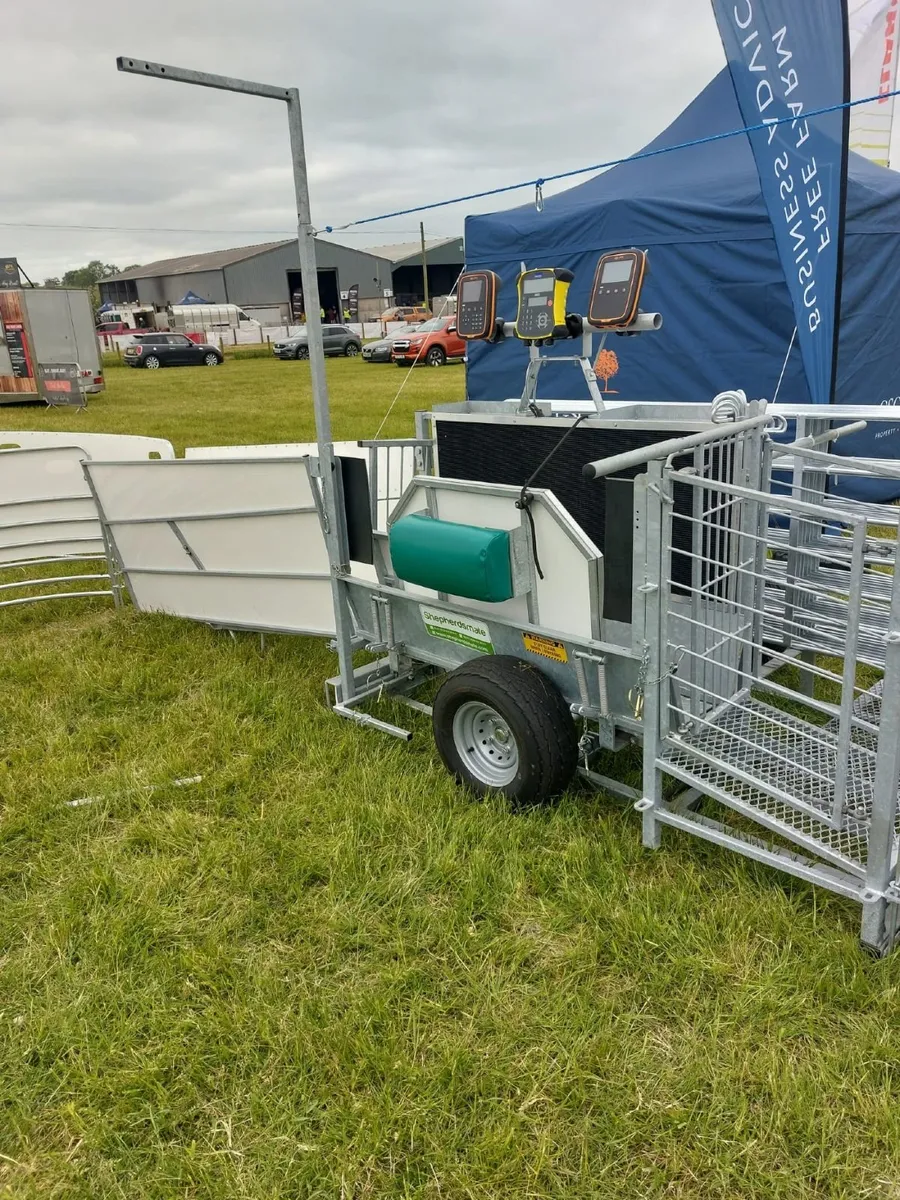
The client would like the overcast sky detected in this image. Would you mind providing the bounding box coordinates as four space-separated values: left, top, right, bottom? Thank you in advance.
3 1 734 280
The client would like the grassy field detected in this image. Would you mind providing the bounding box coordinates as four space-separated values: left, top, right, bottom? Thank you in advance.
3 360 900 1199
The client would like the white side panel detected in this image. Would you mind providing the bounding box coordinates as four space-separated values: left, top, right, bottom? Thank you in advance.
86 457 336 637
184 440 359 459
184 442 416 530
112 511 330 574
0 446 108 573
0 431 174 459
529 502 596 639
127 571 336 636
86 459 315 520
106 523 192 571
1 445 92 500
0 497 98 525
0 538 104 565
0 519 99 551
394 480 599 641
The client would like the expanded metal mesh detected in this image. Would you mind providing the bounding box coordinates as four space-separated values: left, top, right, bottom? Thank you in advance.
653 442 900 877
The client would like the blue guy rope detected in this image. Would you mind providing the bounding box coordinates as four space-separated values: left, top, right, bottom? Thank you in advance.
319 85 900 234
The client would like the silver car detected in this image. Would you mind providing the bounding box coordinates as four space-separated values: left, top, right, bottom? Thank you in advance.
273 325 362 360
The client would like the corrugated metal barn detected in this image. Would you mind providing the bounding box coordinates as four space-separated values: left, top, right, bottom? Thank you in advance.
100 236 465 321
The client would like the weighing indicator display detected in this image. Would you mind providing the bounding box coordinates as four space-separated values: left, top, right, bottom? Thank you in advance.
587 249 647 329
515 267 573 340
456 270 500 340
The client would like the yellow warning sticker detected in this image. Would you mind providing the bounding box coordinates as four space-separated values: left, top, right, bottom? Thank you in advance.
522 633 568 663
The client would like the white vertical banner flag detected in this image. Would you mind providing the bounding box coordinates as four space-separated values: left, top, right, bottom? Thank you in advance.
849 0 900 166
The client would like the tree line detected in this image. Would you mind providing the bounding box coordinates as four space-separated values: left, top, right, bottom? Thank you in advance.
42 260 141 309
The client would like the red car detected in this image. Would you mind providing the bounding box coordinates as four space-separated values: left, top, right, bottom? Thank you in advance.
391 317 465 367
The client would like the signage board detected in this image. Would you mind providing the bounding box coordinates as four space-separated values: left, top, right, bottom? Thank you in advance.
0 258 21 289
39 362 85 408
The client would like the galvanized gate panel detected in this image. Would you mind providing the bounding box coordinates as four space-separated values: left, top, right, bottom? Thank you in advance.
640 435 900 952
85 457 337 637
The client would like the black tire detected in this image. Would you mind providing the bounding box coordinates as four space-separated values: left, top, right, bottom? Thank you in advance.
426 346 446 367
432 655 577 806
344 341 361 357
143 355 161 370
295 345 309 360
204 352 221 367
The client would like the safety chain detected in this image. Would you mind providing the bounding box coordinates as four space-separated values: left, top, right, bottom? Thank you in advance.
628 644 686 718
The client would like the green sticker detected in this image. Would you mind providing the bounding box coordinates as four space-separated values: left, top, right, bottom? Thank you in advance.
420 605 493 654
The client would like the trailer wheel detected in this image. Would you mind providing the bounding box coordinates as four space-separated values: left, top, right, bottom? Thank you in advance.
432 655 577 805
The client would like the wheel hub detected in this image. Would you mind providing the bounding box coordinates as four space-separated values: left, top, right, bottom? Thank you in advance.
452 701 519 788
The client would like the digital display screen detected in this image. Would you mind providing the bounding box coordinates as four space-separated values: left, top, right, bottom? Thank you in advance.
461 278 484 303
522 275 552 294
600 258 634 284
527 297 548 307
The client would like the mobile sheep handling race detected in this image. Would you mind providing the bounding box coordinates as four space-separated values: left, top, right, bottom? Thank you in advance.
7 55 900 956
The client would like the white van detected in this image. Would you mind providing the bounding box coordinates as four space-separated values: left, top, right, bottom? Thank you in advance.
168 304 261 333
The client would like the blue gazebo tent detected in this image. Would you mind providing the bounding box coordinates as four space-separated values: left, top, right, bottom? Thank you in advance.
464 68 900 470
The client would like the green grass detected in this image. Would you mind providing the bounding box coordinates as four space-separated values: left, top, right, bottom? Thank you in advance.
3 362 900 1198
2 356 455 454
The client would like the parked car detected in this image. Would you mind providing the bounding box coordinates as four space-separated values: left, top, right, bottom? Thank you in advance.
123 333 223 369
362 324 424 363
273 326 361 360
380 305 431 324
391 317 465 367
96 321 135 336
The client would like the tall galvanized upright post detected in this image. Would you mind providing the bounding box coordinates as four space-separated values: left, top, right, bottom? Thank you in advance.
115 56 356 700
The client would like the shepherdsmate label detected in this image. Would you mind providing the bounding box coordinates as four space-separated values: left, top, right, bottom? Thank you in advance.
420 606 493 654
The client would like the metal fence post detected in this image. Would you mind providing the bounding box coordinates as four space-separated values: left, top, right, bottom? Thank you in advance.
115 56 357 703
638 460 666 850
861 563 900 953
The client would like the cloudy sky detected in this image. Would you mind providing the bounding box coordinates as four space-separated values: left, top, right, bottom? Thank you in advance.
5 2 733 281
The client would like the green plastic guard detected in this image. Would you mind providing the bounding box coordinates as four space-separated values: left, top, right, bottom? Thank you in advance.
389 512 513 603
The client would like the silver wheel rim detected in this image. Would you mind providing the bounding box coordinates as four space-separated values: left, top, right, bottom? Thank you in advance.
452 700 519 788
428 351 443 366
205 354 219 366
145 357 159 369
346 344 359 356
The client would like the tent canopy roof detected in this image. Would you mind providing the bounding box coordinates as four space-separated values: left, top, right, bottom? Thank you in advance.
467 67 900 263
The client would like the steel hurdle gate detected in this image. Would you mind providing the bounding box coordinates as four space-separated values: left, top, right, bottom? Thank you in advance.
635 439 900 954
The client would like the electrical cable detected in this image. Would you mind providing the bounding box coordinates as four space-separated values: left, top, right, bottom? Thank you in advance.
515 414 590 580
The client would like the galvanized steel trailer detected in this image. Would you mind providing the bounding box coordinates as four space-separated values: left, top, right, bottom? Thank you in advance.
104 56 900 953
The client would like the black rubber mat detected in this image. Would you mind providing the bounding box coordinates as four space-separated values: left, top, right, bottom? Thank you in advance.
435 420 708 622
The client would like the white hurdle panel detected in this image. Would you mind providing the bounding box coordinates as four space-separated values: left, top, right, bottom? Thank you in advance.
0 433 176 612
84 457 338 637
